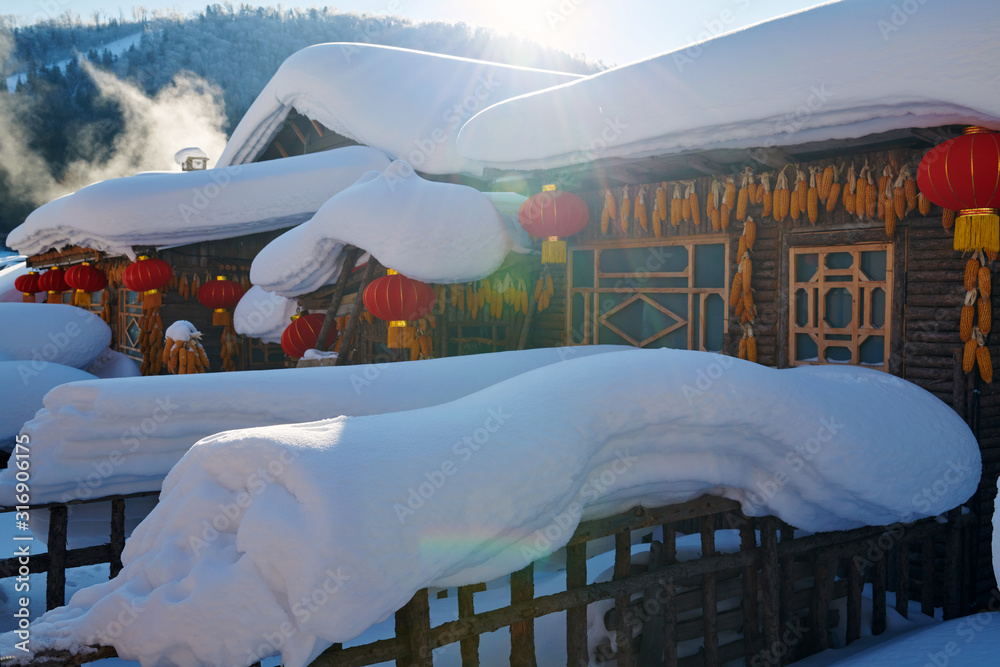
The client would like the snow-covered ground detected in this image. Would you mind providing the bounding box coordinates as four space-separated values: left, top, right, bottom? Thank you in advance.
0 348 979 666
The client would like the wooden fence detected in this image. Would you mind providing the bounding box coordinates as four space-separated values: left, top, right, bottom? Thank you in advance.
0 494 973 666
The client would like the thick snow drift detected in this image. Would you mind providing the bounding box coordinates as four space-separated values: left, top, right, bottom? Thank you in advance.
0 361 95 444
233 286 298 344
0 303 111 369
3 349 979 667
251 161 511 296
0 346 624 504
457 0 1000 171
84 348 140 379
7 146 390 257
217 43 580 175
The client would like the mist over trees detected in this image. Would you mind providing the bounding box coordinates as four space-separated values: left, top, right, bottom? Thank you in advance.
0 4 602 242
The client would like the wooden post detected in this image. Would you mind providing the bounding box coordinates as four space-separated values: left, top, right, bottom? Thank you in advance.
700 517 719 666
895 541 910 619
846 555 863 645
759 517 781 655
110 498 126 577
662 523 678 667
334 258 381 365
740 519 762 658
921 537 935 618
873 552 887 635
614 529 634 666
457 585 480 666
953 349 967 419
945 508 962 620
396 589 433 667
510 563 537 667
810 557 832 652
565 542 588 667
638 540 665 663
47 505 68 610
314 246 362 351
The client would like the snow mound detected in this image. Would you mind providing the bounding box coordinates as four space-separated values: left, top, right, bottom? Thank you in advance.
84 348 140 379
456 0 1000 171
4 350 979 666
217 42 580 175
233 286 298 344
173 146 208 164
0 346 624 504
0 361 95 444
0 303 111 369
164 320 201 343
7 146 391 257
251 161 511 295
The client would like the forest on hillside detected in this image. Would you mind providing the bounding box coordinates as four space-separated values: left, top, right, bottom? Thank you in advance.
0 4 602 242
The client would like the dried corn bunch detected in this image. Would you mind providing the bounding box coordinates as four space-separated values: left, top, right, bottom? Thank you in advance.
634 185 648 231
884 174 897 238
469 283 480 319
773 166 790 222
681 182 693 222
729 272 743 306
823 164 842 213
221 324 239 372
978 340 993 383
686 181 701 226
942 208 955 230
759 172 773 218
807 168 819 224
671 183 684 227
960 298 975 342
737 235 747 259
743 324 758 363
492 278 505 319
855 165 868 217
877 165 893 221
651 186 662 236
601 188 615 235
708 180 722 231
163 332 210 374
789 186 802 222
794 167 808 209
436 285 447 314
743 285 754 315
724 176 736 211
918 192 932 216
818 164 835 202
736 168 752 222
137 307 163 376
979 265 992 298
965 257 981 291
749 176 761 205
843 164 857 215
535 271 555 312
989 249 998 262
620 185 631 233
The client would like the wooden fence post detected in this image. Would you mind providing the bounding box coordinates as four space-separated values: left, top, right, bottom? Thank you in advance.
395 590 433 667
614 529 634 666
46 505 68 610
110 498 126 577
457 585 480 666
510 563 537 667
565 542 588 667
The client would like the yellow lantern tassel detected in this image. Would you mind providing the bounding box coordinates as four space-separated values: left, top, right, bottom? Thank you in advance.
541 237 567 264
955 209 1000 253
73 290 91 308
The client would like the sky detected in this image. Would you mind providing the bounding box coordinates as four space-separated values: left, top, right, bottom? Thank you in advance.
2 0 829 66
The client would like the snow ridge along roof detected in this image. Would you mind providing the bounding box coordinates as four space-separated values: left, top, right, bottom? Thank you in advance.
456 0 1000 171
7 146 390 257
216 42 582 175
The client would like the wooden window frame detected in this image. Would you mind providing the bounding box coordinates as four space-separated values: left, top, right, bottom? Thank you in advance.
566 235 729 351
788 243 893 370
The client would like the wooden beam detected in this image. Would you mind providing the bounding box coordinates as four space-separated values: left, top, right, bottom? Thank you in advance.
310 119 326 137
314 246 361 352
334 258 382 365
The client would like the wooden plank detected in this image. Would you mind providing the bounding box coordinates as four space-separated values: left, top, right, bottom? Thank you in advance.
510 563 537 667
569 496 740 546
397 590 433 667
945 508 962 620
895 541 910 619
846 554 863 645
873 550 887 635
614 530 634 667
458 585 480 666
663 523 678 667
110 498 126 578
921 537 935 618
638 540 666 664
810 557 832 652
759 517 781 654
565 542 588 667
740 520 762 659
47 505 68 610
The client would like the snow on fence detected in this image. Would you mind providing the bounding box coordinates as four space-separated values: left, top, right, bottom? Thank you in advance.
0 494 973 666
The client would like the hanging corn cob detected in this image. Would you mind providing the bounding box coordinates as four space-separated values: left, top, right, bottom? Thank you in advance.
601 188 615 235
671 183 684 227
818 164 835 202
807 167 819 224
620 185 631 233
789 182 802 222
635 185 648 231
901 165 917 215
708 180 722 231
736 168 751 222
724 176 736 212
918 192 931 216
843 164 857 215
687 181 701 226
732 216 759 361
759 172 773 219
826 164 843 213
942 208 955 230
864 165 878 220
653 184 665 238
884 173 897 238
960 250 992 382
773 166 790 223
877 165 893 222
163 325 210 375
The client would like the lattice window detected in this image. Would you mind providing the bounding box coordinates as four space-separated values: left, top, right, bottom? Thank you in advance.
117 288 143 363
567 237 729 351
789 244 892 370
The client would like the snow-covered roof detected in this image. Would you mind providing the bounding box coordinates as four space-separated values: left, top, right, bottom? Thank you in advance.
456 0 1000 171
250 161 513 296
216 42 581 175
7 146 390 257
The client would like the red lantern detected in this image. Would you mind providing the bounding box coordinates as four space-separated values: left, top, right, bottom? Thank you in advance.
123 256 173 310
197 276 245 326
38 267 69 303
917 126 1000 252
64 262 107 308
280 313 338 358
14 271 41 303
363 270 436 348
518 185 589 263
